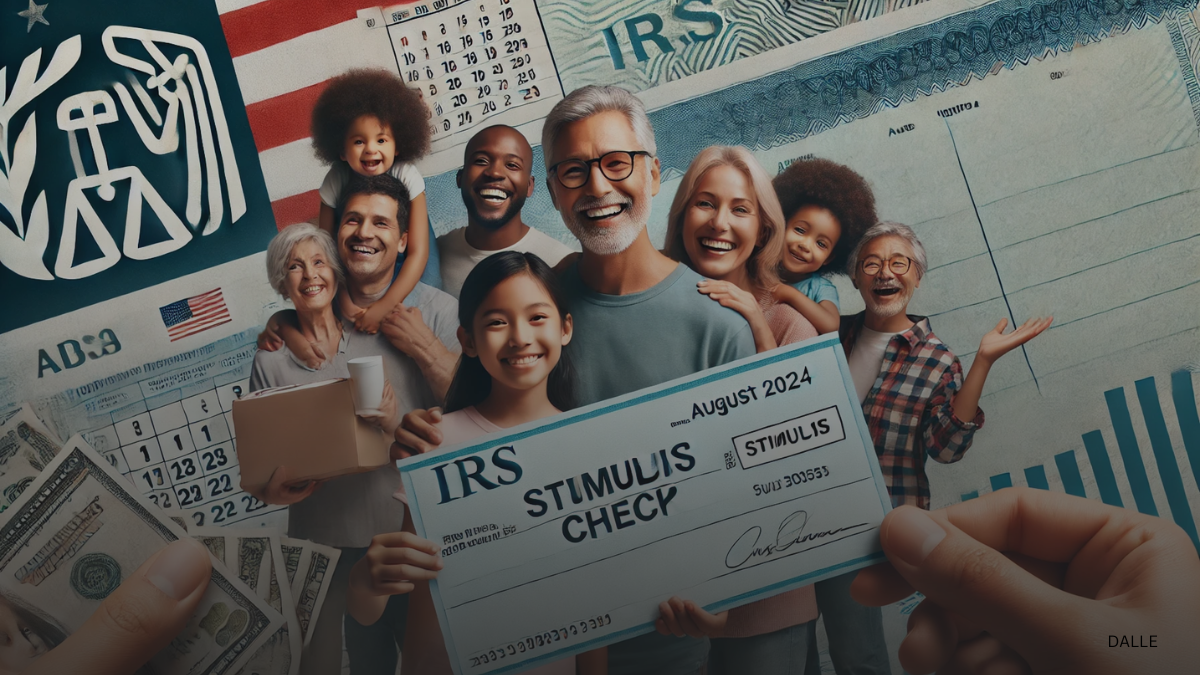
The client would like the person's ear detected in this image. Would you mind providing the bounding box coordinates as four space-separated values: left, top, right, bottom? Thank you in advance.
649 157 662 197
527 174 535 197
397 230 409 256
457 326 477 357
560 312 573 346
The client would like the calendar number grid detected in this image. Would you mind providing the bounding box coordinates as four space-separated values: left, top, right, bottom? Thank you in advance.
383 0 564 147
84 378 281 528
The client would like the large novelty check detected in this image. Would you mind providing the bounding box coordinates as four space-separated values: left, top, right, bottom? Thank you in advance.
400 334 892 675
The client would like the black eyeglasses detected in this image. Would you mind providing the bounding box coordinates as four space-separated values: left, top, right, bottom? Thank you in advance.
547 150 652 189
859 255 914 277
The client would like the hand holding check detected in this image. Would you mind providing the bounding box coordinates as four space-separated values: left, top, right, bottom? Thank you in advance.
852 488 1200 675
396 336 892 674
352 531 444 598
655 597 729 638
392 407 444 459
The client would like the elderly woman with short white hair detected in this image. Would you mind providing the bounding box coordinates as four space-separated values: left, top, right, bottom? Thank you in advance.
248 220 400 499
245 223 402 674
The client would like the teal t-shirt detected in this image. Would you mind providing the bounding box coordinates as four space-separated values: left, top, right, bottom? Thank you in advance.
560 262 755 675
561 262 756 407
790 274 840 308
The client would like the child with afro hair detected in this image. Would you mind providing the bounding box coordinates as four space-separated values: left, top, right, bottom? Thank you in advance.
262 70 440 367
771 158 877 334
312 68 437 334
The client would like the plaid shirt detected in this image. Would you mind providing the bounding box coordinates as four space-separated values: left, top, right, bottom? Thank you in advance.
841 313 984 509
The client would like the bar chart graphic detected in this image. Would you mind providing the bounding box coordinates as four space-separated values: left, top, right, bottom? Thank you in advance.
960 370 1200 551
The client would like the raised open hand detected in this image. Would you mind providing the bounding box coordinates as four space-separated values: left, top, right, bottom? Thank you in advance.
976 316 1052 364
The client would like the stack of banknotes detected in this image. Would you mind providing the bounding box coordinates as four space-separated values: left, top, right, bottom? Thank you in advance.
0 405 338 675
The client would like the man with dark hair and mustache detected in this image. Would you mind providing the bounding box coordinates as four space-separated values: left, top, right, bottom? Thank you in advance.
437 124 574 298
841 222 1052 510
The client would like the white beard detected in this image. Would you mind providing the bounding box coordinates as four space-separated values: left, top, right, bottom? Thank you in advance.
562 201 648 256
864 286 913 320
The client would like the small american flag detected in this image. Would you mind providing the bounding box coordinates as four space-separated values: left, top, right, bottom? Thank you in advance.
159 289 231 342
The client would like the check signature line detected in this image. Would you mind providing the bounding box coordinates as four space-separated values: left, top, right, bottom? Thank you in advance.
714 527 873 580
724 510 871 570
444 475 875 609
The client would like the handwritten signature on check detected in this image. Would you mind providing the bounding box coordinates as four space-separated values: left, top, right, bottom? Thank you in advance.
725 510 870 569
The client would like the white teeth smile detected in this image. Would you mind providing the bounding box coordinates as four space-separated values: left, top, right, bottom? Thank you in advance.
301 285 324 295
585 204 624 219
506 354 541 366
351 245 377 254
700 238 735 251
479 188 509 201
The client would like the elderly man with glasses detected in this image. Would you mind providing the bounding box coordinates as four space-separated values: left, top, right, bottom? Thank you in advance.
841 221 1052 510
394 86 756 675
541 86 757 675
541 86 757 410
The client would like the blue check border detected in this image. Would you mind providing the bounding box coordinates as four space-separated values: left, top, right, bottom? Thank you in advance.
402 332 893 674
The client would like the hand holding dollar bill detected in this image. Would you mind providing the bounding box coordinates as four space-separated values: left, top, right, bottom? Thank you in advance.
20 537 214 675
0 436 284 675
0 402 344 675
0 410 223 674
184 528 307 675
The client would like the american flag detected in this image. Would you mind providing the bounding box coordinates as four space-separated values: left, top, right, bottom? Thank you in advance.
159 289 232 341
218 0 411 230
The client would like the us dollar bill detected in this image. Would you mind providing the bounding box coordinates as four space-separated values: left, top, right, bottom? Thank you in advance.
280 539 303 589
0 404 63 513
190 527 231 567
285 538 340 647
235 535 271 599
0 436 282 675
230 533 301 675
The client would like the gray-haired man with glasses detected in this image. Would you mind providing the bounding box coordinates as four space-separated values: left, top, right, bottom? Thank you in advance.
836 222 1050 675
539 86 756 412
393 86 755 675
841 221 1052 510
543 85 756 674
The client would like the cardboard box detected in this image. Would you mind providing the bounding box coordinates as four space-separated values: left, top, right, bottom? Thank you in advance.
232 378 390 494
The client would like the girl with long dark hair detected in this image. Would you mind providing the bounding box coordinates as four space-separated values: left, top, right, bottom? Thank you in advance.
441 250 576 417
345 251 604 674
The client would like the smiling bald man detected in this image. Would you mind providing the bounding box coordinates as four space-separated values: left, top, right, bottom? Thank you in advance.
437 124 574 298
